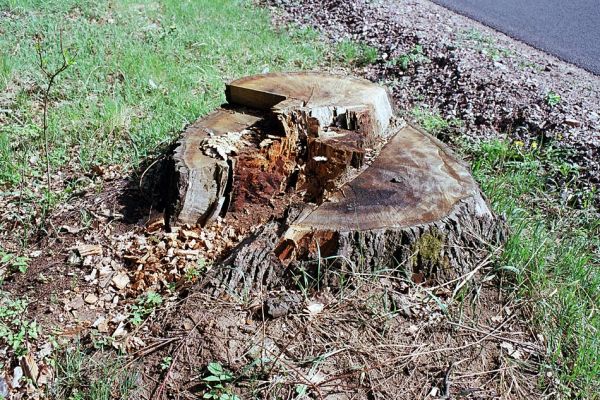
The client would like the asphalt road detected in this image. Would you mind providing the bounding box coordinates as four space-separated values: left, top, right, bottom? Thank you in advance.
430 0 600 75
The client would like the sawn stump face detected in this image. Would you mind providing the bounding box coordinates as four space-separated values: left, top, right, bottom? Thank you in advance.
166 72 506 295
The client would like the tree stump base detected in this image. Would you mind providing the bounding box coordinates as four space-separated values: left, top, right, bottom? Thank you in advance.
165 72 506 296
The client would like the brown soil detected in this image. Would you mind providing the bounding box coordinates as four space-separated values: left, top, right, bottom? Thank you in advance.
142 276 545 399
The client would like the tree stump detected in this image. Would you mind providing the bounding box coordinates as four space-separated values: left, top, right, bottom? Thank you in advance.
166 72 506 296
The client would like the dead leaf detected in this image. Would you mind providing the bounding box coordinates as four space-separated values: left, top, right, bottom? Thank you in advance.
306 302 324 315
59 225 82 234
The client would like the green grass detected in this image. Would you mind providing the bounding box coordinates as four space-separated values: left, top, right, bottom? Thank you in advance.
0 0 327 193
462 140 599 398
411 106 462 137
336 39 378 67
49 342 138 400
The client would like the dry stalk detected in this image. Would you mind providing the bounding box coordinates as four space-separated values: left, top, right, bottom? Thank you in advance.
34 29 72 204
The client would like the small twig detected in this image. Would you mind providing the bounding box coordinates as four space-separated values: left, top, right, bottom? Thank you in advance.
126 337 180 367
447 320 542 352
139 155 165 192
316 314 516 388
442 361 454 398
34 29 72 205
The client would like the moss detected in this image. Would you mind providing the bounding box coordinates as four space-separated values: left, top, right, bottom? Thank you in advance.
410 230 445 270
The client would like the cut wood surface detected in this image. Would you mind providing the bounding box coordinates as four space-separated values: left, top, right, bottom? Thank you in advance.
165 72 506 296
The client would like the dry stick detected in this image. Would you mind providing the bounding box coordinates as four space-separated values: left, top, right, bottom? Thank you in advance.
34 30 71 204
447 321 542 352
442 361 455 398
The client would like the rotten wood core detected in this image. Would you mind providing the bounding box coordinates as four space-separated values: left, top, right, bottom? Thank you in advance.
165 72 506 296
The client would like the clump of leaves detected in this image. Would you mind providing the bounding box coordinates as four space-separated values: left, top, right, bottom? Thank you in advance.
0 294 39 356
201 362 241 400
129 292 162 326
546 91 561 107
388 44 430 71
185 257 208 282
0 249 29 279
336 39 378 67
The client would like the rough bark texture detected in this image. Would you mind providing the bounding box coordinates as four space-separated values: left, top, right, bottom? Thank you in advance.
166 72 506 297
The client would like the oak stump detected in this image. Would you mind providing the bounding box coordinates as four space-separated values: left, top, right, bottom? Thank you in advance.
165 72 506 296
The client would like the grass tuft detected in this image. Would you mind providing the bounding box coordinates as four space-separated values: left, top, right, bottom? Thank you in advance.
336 39 378 67
49 342 139 400
411 106 462 137
464 139 600 398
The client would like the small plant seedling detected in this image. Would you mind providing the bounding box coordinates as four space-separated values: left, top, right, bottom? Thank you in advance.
185 257 208 282
0 295 40 356
129 292 163 326
388 44 430 71
546 91 561 107
201 362 241 400
34 30 74 202
0 249 29 275
160 356 173 371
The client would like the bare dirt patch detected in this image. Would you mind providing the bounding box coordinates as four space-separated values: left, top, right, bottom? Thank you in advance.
139 273 545 399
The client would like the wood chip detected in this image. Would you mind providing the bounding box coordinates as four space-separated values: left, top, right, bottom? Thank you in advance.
112 273 130 290
20 353 39 384
75 244 102 257
564 118 581 127
84 294 98 304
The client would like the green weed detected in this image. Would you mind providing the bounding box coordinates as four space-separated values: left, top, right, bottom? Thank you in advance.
201 362 241 400
160 356 173 371
129 291 162 326
185 257 208 282
0 248 29 278
0 293 39 356
546 91 562 107
387 44 429 70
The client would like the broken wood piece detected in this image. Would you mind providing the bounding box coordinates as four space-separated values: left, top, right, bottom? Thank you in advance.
75 244 102 257
166 109 262 226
